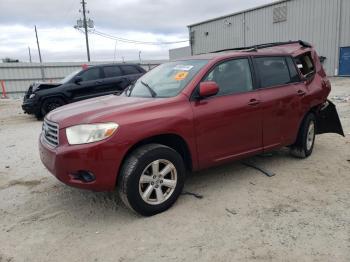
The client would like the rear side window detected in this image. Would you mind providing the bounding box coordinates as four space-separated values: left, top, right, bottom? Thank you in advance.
121 65 140 75
204 58 253 96
255 57 291 88
80 68 101 81
103 66 122 78
294 52 315 77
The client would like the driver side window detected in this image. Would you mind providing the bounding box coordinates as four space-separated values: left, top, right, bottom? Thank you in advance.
80 68 101 82
204 58 253 96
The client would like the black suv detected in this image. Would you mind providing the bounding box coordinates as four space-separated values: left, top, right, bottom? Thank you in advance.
22 63 146 119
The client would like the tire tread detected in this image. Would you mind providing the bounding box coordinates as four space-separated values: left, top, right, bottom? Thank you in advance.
118 143 185 216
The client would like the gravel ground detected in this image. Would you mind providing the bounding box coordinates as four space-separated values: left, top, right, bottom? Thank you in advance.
0 78 349 262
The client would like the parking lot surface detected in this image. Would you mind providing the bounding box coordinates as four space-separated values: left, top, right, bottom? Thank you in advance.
0 78 349 262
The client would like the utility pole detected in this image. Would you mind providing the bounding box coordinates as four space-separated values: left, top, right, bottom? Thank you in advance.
35 25 45 80
28 46 32 63
113 40 117 62
74 0 94 62
35 26 43 63
82 0 90 62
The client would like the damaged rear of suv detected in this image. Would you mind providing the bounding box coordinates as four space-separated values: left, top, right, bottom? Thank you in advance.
287 42 344 149
39 40 344 216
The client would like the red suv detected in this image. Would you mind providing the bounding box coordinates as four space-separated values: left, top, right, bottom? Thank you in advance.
39 41 344 216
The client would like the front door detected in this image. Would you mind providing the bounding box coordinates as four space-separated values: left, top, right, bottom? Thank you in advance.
191 58 263 169
70 67 104 101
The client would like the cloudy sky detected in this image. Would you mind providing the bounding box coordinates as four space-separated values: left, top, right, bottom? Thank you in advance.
0 0 276 62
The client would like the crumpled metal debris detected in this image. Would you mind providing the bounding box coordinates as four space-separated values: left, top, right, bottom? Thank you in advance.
241 161 275 177
182 191 203 199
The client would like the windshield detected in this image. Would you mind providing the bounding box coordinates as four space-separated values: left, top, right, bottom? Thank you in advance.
59 70 81 84
125 60 209 98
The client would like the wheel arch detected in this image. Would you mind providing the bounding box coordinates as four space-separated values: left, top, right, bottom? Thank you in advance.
39 94 67 104
39 94 67 113
293 104 319 145
120 133 194 173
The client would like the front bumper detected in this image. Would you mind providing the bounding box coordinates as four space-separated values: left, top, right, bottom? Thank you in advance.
22 98 39 114
39 133 125 192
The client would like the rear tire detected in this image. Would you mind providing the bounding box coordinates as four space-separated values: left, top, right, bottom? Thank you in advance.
290 113 316 158
40 97 65 117
118 144 186 216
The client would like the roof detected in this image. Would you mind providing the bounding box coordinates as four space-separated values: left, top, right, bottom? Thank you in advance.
188 0 290 27
175 41 312 61
90 63 140 68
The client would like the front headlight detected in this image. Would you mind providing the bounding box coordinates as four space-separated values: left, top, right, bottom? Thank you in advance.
66 123 119 145
29 93 36 99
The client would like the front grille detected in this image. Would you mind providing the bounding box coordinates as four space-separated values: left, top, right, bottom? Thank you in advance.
42 119 59 147
24 85 33 100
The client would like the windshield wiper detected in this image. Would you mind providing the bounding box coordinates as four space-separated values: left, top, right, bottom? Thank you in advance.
123 82 135 97
141 81 157 98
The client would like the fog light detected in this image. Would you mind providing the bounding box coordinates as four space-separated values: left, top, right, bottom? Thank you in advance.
71 171 95 183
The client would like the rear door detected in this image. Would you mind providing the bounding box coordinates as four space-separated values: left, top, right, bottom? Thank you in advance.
253 56 305 150
191 57 263 168
70 67 103 101
101 65 128 95
120 65 144 83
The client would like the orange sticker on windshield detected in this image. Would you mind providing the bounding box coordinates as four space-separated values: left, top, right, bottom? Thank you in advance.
174 71 189 81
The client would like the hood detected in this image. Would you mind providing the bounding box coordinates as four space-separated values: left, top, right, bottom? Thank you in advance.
47 95 159 129
32 82 62 92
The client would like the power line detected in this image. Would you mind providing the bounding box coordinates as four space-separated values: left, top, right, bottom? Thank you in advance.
91 29 189 45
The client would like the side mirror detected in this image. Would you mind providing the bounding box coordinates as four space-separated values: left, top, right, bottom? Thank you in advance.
74 76 83 84
199 81 219 98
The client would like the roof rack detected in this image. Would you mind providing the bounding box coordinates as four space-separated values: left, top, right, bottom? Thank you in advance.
212 40 312 53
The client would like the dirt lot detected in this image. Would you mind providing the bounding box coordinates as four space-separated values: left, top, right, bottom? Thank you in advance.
0 78 349 262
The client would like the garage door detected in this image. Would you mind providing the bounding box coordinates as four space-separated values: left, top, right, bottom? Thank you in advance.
339 47 350 76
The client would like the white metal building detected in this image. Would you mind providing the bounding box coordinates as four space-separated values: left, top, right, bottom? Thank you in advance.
187 0 350 76
169 46 191 60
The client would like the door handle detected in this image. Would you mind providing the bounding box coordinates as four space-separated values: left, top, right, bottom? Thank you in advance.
297 90 306 96
248 99 260 106
96 80 103 84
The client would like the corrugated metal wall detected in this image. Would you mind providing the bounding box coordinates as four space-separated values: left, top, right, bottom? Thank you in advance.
0 61 163 98
340 0 350 47
191 13 245 54
189 0 350 76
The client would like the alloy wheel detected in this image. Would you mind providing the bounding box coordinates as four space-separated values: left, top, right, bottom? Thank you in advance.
138 159 177 205
306 121 315 151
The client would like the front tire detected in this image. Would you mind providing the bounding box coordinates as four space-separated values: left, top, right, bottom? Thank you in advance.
34 111 43 120
41 97 65 117
291 113 316 158
118 144 186 216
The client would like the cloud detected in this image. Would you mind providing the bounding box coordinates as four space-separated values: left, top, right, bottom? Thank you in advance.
0 0 277 62
0 25 188 62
